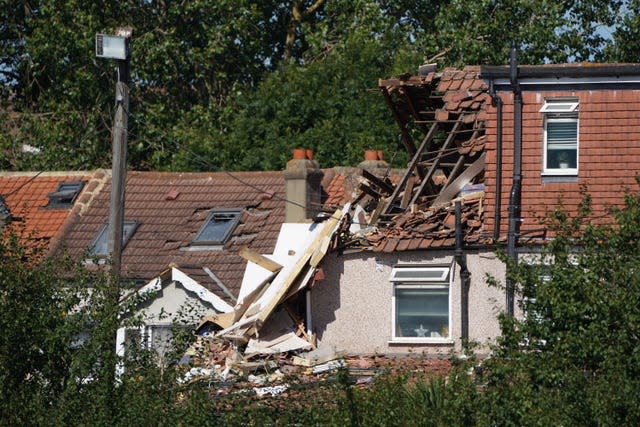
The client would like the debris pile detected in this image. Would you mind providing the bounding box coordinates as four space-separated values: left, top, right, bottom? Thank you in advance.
182 336 452 397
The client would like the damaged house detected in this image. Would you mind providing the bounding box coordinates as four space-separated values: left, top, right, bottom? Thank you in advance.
5 58 640 370
308 60 640 356
211 59 640 361
205 67 500 358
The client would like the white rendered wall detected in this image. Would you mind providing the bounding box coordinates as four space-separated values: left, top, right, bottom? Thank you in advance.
311 250 506 356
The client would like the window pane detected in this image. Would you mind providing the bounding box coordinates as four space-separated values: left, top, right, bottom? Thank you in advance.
546 121 577 169
150 325 173 357
396 288 448 338
194 211 240 244
90 221 138 256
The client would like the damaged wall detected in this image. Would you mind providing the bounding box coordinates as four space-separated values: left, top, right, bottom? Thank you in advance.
311 250 505 355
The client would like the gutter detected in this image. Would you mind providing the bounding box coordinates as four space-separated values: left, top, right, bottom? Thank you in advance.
455 201 471 350
505 43 522 316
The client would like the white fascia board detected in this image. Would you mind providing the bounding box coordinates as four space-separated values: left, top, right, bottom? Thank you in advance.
135 269 233 313
137 276 163 295
171 267 233 313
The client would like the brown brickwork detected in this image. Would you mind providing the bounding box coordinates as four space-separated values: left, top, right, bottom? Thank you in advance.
484 88 640 239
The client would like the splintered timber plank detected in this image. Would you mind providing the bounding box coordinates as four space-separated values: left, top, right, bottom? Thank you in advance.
409 117 463 207
225 209 345 341
441 155 467 193
380 85 417 155
432 152 486 207
361 168 394 195
381 122 439 217
238 247 283 273
400 175 416 210
358 182 383 200
399 86 430 134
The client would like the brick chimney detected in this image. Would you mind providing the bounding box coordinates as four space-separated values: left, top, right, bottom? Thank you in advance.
284 148 324 223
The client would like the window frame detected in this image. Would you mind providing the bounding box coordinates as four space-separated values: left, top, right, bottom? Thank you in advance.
389 265 453 344
89 219 139 257
541 99 579 176
192 209 241 246
46 180 85 208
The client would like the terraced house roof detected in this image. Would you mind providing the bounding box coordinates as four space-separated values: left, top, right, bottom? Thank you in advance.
51 170 286 304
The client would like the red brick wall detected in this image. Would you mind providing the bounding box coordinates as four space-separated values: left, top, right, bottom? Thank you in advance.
484 89 640 239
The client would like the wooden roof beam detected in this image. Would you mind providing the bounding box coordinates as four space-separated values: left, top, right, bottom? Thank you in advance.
380 86 417 155
409 117 463 207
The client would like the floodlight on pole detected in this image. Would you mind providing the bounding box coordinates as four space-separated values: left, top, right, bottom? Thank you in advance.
95 34 130 60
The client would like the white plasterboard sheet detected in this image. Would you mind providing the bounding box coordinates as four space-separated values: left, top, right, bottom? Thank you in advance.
248 222 324 314
245 332 312 355
237 223 318 302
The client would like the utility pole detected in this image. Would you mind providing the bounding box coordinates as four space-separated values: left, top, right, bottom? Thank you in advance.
108 51 129 281
95 27 132 415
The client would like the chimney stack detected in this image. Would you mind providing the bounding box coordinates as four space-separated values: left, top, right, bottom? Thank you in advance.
284 148 324 223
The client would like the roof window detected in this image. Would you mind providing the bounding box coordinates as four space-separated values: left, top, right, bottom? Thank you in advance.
539 99 579 114
193 209 241 245
47 181 85 208
0 195 10 222
90 220 139 257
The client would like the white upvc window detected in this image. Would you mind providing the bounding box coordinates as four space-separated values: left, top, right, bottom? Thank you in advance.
541 99 579 175
390 265 452 344
123 324 173 354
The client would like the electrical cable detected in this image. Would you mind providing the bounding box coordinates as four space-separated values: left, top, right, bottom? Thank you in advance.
1 171 44 198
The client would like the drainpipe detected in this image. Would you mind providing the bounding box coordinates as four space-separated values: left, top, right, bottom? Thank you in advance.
455 201 471 350
489 80 503 242
506 43 522 316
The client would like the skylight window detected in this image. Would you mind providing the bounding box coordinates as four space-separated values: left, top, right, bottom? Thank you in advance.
47 181 85 208
90 220 139 256
193 209 241 245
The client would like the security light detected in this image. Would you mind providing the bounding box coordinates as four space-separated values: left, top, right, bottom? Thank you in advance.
95 34 130 60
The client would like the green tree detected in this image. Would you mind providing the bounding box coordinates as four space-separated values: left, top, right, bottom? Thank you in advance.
1 0 633 172
604 0 640 62
474 183 640 425
0 228 214 425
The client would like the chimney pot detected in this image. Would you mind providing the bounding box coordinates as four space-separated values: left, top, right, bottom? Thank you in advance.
364 150 378 161
292 148 307 160
359 150 389 174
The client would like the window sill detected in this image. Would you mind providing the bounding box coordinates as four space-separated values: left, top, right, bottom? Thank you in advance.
541 174 578 184
388 338 454 346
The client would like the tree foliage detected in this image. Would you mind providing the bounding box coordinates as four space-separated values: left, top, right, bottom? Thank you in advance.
474 183 640 426
1 0 637 172
0 230 206 425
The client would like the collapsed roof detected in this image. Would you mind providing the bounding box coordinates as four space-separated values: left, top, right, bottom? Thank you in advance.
203 66 491 351
342 66 490 251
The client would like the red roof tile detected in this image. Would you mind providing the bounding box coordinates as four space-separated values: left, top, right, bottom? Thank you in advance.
0 172 93 249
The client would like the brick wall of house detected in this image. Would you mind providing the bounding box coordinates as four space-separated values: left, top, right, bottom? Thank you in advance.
483 89 640 239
